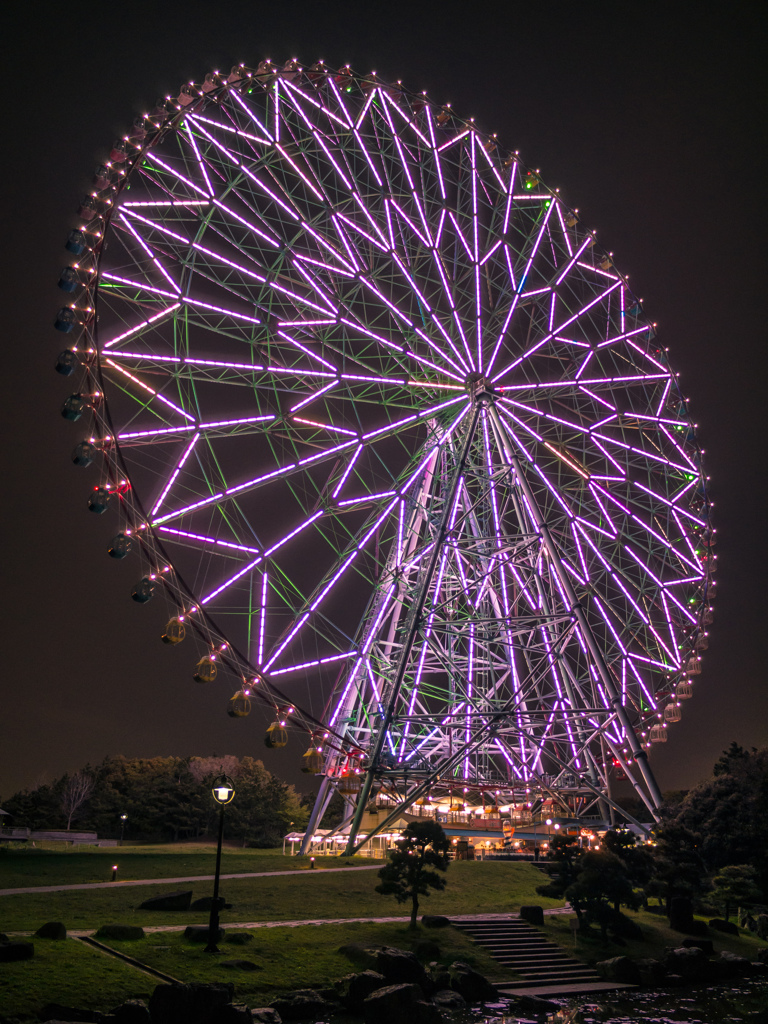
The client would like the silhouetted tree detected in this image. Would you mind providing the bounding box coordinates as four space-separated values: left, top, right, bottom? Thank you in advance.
60 772 95 830
376 820 450 929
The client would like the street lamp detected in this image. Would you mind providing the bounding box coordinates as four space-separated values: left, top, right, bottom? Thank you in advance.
205 774 235 954
119 814 127 844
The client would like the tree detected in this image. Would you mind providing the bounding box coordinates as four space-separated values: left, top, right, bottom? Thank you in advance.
60 772 95 830
646 821 708 912
375 820 450 929
711 865 762 921
536 834 582 900
603 827 654 891
566 850 642 939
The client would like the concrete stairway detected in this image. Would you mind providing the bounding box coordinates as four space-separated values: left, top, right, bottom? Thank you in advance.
453 918 609 994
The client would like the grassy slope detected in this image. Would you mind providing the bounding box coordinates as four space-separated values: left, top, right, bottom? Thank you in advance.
1 860 559 932
0 845 379 888
539 907 768 963
0 937 153 1017
101 921 518 999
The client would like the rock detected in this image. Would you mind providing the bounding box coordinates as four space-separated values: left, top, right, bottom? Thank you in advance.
446 961 497 1001
595 956 640 984
110 1000 150 1024
225 932 254 945
681 937 714 954
138 891 192 912
210 1005 252 1024
714 950 754 978
184 925 225 944
413 939 440 960
756 948 768 965
190 896 230 911
335 971 387 1010
757 914 768 940
362 984 443 1024
421 915 450 928
96 925 145 941
148 983 233 1024
709 918 739 935
269 990 331 1021
251 1011 281 1024
221 960 261 972
431 989 466 1008
35 922 67 940
39 1005 102 1023
348 946 431 990
635 958 666 985
0 932 7 943
663 946 710 983
0 942 34 962
669 896 694 932
519 905 544 926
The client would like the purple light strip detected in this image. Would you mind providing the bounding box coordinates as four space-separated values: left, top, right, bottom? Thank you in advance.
103 359 195 421
157 526 260 554
330 215 365 272
501 158 519 235
337 490 397 507
596 324 653 348
294 416 359 437
662 587 698 626
270 651 356 676
183 297 262 324
102 304 181 349
101 273 180 299
655 377 673 418
270 273 336 317
276 331 337 369
388 197 430 248
122 200 211 207
590 432 691 476
437 128 470 152
430 249 474 368
118 214 180 294
263 508 325 559
183 121 214 196
382 89 430 146
274 142 325 202
334 211 388 252
201 554 263 605
151 432 200 515
273 77 280 141
554 202 573 257
289 381 337 412
331 443 364 499
187 111 270 144
258 571 268 666
212 197 280 246
227 87 274 140
479 238 504 266
143 152 210 197
576 260 619 280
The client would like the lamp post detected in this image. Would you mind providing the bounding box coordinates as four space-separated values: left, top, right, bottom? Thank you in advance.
205 774 235 954
119 814 127 844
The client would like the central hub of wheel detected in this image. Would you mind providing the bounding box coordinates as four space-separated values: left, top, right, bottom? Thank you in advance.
465 373 495 404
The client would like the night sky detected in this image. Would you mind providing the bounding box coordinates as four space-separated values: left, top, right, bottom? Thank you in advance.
2 2 766 803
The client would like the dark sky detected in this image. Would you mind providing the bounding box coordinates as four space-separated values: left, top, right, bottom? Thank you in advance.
2 1 766 802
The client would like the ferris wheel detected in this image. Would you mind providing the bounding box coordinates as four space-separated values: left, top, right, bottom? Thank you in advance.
54 59 714 849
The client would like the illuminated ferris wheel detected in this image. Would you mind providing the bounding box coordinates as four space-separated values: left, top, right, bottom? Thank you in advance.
54 59 714 849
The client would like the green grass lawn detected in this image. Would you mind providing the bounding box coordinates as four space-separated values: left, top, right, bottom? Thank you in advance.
0 936 153 1017
539 907 768 963
100 920 518 1000
1 860 560 932
0 844 379 889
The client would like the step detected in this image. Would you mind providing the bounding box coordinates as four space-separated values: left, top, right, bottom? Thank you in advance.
496 956 578 967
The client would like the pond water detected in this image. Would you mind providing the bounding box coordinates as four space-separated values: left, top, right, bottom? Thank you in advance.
465 980 768 1023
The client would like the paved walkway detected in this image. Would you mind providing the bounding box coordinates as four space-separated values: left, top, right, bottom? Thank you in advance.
0 863 382 897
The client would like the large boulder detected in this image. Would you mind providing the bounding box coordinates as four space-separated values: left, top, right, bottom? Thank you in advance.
681 937 713 955
595 956 641 984
709 918 739 935
663 946 710 983
191 896 231 911
251 1012 281 1024
148 983 234 1024
138 891 192 911
268 990 331 1021
445 961 496 1002
714 950 756 979
421 915 450 929
519 905 544 926
363 984 442 1024
431 990 466 1009
210 1006 253 1024
668 897 694 933
635 958 666 986
0 941 34 962
35 922 67 940
335 971 387 1010
96 925 146 941
110 1000 150 1024
756 914 768 939
341 946 431 991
